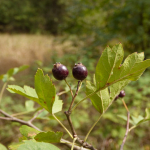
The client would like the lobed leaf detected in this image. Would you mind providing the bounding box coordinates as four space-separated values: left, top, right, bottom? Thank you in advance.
95 44 124 89
0 65 29 82
34 69 56 114
7 85 40 105
25 100 35 112
17 140 60 150
95 43 149 90
7 69 63 114
52 95 63 114
119 108 150 131
9 142 24 150
34 131 63 143
87 43 150 113
86 81 103 113
19 125 40 139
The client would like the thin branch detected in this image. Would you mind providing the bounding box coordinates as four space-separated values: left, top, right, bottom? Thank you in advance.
129 125 136 132
76 138 97 150
84 114 103 142
120 99 130 150
68 81 81 113
0 109 89 150
0 109 41 131
29 109 44 123
65 81 81 138
64 111 77 138
11 111 32 117
71 90 97 112
52 114 73 139
64 80 97 150
71 137 77 150
0 82 7 106
64 79 74 98
57 91 68 96
122 99 129 112
61 139 89 150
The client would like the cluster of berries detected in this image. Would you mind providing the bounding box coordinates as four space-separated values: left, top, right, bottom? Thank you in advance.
52 62 126 100
52 62 88 81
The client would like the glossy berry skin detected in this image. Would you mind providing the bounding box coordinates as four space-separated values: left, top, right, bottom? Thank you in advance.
119 90 126 98
72 63 88 80
52 63 69 80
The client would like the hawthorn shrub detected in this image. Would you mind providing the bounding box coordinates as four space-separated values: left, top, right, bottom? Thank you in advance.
0 43 150 150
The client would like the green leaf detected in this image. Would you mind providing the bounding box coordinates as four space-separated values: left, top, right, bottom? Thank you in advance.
34 69 56 114
86 81 109 113
34 131 63 143
0 143 7 150
25 100 35 112
95 44 150 90
9 142 24 150
7 65 29 77
88 43 150 113
145 108 150 119
119 108 150 131
7 85 50 111
131 115 144 125
110 51 144 101
0 65 29 82
117 114 135 125
7 85 40 104
19 136 27 142
109 80 130 102
95 44 124 89
7 69 59 114
24 85 38 98
132 109 150 126
17 140 60 150
36 110 49 120
19 125 40 139
52 95 63 114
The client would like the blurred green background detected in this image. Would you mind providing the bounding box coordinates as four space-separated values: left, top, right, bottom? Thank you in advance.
0 0 150 149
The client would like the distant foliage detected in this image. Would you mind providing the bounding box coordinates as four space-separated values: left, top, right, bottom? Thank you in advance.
0 0 150 56
0 0 66 34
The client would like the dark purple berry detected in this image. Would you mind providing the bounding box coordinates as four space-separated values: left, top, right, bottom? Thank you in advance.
114 95 119 101
119 90 126 98
52 63 69 80
72 63 88 80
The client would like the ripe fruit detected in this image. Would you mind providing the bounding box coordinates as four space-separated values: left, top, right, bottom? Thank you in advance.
114 90 125 101
114 95 119 101
72 63 88 80
52 63 69 80
119 90 126 98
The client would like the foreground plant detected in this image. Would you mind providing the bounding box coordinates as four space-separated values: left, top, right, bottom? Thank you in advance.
0 43 150 150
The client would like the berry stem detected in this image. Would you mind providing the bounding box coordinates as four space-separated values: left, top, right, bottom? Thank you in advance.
120 99 130 150
52 114 73 139
71 137 77 150
122 99 129 112
68 81 81 112
72 90 98 112
64 81 81 138
64 81 97 149
129 125 136 132
64 79 74 98
84 114 103 142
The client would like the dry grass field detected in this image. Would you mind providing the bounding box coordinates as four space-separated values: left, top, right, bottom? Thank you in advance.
0 34 80 74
